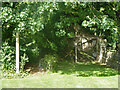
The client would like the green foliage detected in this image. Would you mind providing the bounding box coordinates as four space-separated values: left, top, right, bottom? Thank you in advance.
1 42 16 72
20 53 29 71
1 71 29 79
67 32 75 38
82 15 118 47
1 42 29 72
39 54 59 70
1 2 120 75
81 2 120 48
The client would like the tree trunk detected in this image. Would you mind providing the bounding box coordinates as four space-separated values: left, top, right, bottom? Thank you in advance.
16 32 19 73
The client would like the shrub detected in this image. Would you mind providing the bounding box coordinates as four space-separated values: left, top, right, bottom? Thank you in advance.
39 54 59 70
1 42 29 73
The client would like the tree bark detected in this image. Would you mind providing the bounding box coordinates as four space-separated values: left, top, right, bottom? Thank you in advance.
16 32 19 73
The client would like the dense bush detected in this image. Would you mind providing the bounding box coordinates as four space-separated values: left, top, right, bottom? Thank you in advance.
39 54 59 70
1 2 120 78
1 42 29 72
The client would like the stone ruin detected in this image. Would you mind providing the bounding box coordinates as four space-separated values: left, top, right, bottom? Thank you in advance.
71 24 119 70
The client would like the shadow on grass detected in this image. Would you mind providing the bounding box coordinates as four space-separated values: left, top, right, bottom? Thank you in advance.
52 61 118 77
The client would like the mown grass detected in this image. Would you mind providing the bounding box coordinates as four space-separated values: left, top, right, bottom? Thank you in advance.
1 61 118 88
52 61 118 77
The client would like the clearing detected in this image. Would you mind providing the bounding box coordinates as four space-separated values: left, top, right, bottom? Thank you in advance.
1 62 118 88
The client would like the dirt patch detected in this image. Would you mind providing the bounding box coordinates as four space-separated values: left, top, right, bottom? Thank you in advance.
24 62 46 74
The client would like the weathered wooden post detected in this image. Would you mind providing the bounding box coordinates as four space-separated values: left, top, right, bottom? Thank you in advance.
74 23 81 63
96 37 99 61
16 32 19 73
98 39 103 63
97 37 104 63
74 24 78 63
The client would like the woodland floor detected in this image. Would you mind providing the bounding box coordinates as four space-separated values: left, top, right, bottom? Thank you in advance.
1 61 119 88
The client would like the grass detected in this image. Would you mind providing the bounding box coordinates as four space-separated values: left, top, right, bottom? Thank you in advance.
52 61 118 77
1 61 119 88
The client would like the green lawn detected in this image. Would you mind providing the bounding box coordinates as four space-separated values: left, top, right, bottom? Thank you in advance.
1 62 119 88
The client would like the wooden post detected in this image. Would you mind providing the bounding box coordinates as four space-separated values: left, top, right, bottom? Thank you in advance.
16 32 19 73
96 37 99 61
80 37 82 50
98 38 103 63
0 26 2 49
75 31 77 63
75 45 77 63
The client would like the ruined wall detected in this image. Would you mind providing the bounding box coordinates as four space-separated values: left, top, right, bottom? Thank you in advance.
72 24 119 66
75 34 119 69
106 46 120 70
76 35 97 62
